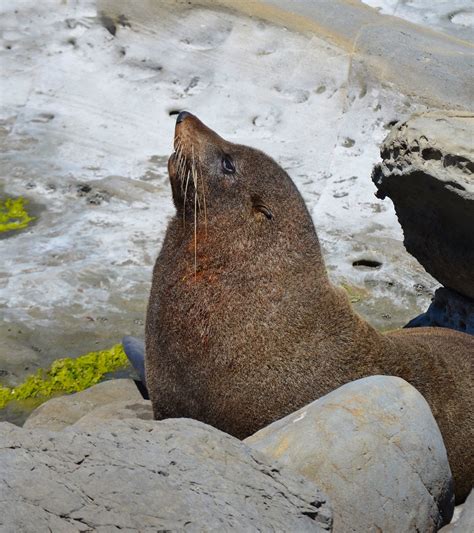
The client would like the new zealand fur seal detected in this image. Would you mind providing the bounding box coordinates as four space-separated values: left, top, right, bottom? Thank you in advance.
145 112 473 501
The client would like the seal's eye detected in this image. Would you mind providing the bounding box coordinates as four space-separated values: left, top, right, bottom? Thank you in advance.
222 155 236 175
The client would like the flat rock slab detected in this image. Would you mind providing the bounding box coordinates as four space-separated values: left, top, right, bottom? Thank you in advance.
23 379 143 431
0 418 332 532
101 0 474 111
246 375 454 532
372 111 474 298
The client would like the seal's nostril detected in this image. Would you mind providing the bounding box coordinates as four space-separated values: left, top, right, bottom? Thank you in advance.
176 111 192 124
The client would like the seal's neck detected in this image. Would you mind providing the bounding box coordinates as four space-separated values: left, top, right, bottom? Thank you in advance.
174 209 329 285
164 210 384 365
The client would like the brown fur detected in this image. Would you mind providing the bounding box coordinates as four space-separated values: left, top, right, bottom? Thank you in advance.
146 114 473 502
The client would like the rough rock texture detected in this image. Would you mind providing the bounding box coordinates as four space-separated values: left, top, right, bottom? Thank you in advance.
0 418 332 532
246 376 454 532
72 399 153 429
23 379 144 431
405 287 474 335
372 111 474 298
440 490 474 532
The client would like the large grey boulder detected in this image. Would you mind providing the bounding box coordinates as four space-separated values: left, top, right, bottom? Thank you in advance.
246 376 454 532
372 111 474 299
23 378 144 431
0 418 332 532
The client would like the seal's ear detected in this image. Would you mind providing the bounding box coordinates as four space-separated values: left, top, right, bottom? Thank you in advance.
251 194 273 220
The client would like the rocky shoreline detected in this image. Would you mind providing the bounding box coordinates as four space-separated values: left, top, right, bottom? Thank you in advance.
372 111 474 334
1 1 472 530
4 375 472 532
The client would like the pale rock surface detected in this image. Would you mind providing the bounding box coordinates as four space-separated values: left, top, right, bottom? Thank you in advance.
0 418 332 532
372 111 474 299
246 375 454 532
141 0 474 110
23 378 143 431
362 0 474 45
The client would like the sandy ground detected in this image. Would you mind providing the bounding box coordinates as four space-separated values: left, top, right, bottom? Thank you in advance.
0 0 471 421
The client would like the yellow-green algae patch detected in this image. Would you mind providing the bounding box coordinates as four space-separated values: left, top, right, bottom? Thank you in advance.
0 196 35 232
0 344 129 409
340 281 370 304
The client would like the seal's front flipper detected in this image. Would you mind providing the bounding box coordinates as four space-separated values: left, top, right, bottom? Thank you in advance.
122 336 149 400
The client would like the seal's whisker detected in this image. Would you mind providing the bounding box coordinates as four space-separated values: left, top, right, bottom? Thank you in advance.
174 141 184 185
177 142 185 173
191 145 199 278
182 168 192 226
193 167 200 213
177 147 188 195
174 140 181 161
180 157 188 184
199 165 208 235
191 146 201 214
179 156 186 194
194 187 198 278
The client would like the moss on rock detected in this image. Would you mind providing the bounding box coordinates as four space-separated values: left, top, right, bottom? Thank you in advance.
340 281 369 303
0 344 129 409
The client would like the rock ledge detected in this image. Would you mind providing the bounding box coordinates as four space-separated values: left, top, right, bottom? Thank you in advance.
372 111 474 298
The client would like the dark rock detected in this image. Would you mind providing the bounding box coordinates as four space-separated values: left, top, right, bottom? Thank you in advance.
440 490 474 532
372 111 474 298
405 287 474 335
76 183 92 195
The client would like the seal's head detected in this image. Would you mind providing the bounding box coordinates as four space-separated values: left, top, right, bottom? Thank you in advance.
168 112 314 237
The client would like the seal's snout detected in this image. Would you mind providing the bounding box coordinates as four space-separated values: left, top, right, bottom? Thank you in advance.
176 110 192 124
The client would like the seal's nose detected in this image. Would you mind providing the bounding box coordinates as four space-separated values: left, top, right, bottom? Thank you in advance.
176 111 192 124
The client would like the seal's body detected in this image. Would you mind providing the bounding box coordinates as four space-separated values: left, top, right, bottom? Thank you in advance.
146 113 473 501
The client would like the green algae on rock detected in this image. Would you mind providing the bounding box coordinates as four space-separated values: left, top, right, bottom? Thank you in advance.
0 197 35 233
340 281 369 304
0 344 129 409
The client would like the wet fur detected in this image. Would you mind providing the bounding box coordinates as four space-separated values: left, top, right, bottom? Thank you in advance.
146 115 473 502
